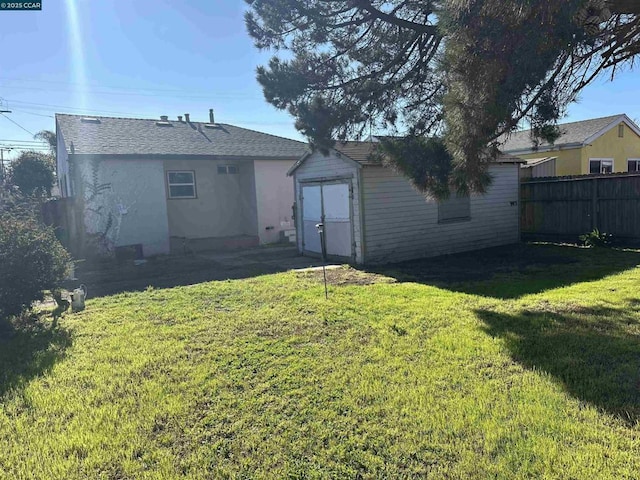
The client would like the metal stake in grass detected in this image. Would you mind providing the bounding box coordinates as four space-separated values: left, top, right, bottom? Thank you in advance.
316 222 329 299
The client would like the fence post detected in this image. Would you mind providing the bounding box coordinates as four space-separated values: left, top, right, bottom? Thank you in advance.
590 178 598 231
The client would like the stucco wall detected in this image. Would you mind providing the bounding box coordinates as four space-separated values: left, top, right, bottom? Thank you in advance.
56 125 72 197
77 158 170 256
581 122 640 173
254 160 296 244
515 122 640 175
163 159 258 242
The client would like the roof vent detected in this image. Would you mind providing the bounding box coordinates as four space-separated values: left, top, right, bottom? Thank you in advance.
157 115 171 126
80 117 100 124
204 108 218 128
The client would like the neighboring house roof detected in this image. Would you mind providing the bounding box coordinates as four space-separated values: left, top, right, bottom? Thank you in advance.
334 141 383 165
521 156 557 169
288 140 523 175
500 114 640 154
56 113 308 159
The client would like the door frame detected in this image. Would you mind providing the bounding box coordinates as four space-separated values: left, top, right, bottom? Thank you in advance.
299 177 356 262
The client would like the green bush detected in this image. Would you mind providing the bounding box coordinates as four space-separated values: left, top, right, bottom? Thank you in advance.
0 201 71 318
579 228 613 248
8 151 55 197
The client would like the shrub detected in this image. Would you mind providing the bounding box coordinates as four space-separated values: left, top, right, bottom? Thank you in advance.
8 151 55 197
579 228 613 248
0 200 71 318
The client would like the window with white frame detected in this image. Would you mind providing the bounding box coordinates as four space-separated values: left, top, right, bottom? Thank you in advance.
217 164 239 174
167 171 196 198
589 158 614 174
438 193 471 223
628 159 640 173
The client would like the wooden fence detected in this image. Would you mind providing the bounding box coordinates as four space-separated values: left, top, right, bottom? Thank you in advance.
41 197 84 256
521 173 640 243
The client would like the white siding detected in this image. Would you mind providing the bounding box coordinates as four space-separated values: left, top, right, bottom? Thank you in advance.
362 164 520 263
293 151 363 262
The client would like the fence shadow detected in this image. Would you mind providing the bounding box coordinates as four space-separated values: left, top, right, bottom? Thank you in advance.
0 315 72 399
367 244 640 299
476 304 640 424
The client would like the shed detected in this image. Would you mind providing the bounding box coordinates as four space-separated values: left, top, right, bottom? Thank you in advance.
520 157 557 179
288 142 523 264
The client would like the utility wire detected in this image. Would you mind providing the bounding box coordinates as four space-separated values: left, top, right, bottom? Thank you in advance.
0 113 35 136
11 109 54 118
0 75 262 97
3 100 297 126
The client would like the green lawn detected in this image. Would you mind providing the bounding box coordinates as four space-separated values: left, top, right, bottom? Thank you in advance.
2 245 640 479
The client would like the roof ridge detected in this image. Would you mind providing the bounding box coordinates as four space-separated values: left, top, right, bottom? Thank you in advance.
55 113 306 144
216 123 306 145
509 113 626 136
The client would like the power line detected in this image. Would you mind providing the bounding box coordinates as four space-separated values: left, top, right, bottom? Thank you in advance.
0 113 35 136
10 109 54 118
0 139 47 143
4 99 153 117
0 75 263 98
2 99 297 126
0 84 253 100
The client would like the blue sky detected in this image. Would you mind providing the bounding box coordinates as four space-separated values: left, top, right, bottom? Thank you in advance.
0 0 638 159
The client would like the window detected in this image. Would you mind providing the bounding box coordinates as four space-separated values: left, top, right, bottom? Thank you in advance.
589 159 614 174
438 193 471 223
217 164 239 174
167 171 196 198
619 124 625 138
628 159 640 173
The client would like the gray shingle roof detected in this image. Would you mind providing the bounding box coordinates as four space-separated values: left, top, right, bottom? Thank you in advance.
56 113 308 158
334 141 383 165
334 141 523 164
289 140 523 175
499 114 627 153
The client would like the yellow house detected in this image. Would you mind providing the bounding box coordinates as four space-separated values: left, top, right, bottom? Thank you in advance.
501 114 640 177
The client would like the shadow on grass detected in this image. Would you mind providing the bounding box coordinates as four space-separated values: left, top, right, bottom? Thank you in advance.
476 303 640 424
368 244 640 299
0 314 72 399
75 247 326 298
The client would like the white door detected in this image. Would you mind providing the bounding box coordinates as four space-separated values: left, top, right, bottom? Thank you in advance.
322 183 352 257
301 182 353 259
302 185 322 254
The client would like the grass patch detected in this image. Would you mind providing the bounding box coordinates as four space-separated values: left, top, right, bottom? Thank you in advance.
1 245 640 478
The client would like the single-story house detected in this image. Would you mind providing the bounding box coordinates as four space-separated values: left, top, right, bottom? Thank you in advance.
56 112 308 256
500 114 640 176
288 141 523 264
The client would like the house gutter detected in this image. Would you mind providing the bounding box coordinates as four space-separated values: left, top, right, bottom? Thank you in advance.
505 142 584 156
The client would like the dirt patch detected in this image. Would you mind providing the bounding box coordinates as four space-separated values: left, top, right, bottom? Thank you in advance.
297 267 396 286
